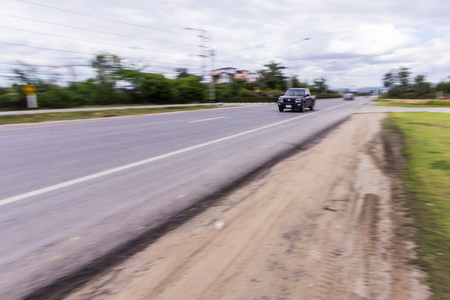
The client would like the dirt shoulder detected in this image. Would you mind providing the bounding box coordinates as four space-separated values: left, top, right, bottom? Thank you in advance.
66 113 431 300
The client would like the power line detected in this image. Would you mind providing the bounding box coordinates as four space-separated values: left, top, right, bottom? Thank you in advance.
17 0 191 36
0 13 195 48
0 58 198 70
0 41 93 55
0 61 90 68
0 60 198 73
0 54 93 61
0 43 199 70
2 3 213 80
0 25 183 54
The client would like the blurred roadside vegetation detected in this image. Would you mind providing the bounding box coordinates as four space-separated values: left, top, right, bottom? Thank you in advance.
375 100 450 107
380 66 450 100
386 113 450 299
0 54 340 110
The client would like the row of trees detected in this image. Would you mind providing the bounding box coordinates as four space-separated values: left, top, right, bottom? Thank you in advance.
383 67 450 99
0 54 339 109
255 62 331 93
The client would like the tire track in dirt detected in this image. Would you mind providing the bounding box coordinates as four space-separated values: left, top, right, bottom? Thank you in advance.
66 113 431 300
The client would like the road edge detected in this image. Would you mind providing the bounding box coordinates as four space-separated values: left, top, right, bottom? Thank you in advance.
23 115 351 300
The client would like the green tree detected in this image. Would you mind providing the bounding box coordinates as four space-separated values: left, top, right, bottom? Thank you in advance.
37 84 76 108
12 63 38 85
0 84 25 109
313 77 328 93
68 79 124 105
10 63 80 107
91 53 122 84
115 69 172 104
171 76 207 103
436 81 450 95
397 67 410 90
257 61 287 90
383 66 413 98
411 75 431 97
213 83 231 100
11 62 49 89
383 66 411 89
291 76 308 88
90 54 126 104
68 79 100 106
175 68 194 79
229 78 246 96
383 72 395 88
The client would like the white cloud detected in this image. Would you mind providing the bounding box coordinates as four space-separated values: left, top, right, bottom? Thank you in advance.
1 0 450 88
326 24 418 56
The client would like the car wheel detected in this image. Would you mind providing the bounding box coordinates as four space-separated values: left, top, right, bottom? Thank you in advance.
278 107 284 112
309 101 315 111
299 101 305 112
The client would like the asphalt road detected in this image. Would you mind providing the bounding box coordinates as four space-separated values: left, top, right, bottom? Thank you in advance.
0 103 222 115
0 98 367 299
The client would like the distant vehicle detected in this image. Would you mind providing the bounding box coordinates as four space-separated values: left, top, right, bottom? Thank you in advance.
277 88 316 112
343 93 354 100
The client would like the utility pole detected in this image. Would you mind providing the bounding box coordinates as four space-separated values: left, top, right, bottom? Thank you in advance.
209 47 216 101
185 27 216 101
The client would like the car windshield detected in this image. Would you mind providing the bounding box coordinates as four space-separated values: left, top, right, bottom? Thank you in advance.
285 90 305 96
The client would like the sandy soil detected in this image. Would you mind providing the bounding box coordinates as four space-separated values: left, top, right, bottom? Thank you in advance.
66 113 431 300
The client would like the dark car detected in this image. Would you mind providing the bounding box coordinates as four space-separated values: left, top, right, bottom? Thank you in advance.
277 88 316 112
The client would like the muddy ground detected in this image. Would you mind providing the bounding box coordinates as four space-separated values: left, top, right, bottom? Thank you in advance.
66 113 431 300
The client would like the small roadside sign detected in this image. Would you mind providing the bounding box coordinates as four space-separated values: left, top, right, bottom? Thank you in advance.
23 84 38 108
23 84 37 95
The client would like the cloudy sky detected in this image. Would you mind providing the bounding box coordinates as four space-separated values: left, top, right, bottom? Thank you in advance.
1 0 450 89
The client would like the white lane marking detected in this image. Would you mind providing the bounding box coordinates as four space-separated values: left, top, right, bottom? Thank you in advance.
0 102 352 207
188 116 226 123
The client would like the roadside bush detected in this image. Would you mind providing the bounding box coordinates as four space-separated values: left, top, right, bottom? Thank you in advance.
221 96 276 103
115 70 173 104
229 79 246 97
140 73 173 104
240 90 253 97
68 79 100 106
171 76 207 103
0 87 16 109
436 82 450 94
243 81 260 91
0 85 27 109
0 94 14 109
37 85 77 108
214 84 232 101
417 93 436 99
259 89 284 97
68 80 126 106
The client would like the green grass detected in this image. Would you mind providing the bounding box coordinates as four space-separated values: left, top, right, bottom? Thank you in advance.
388 112 450 299
376 100 450 107
0 105 218 125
